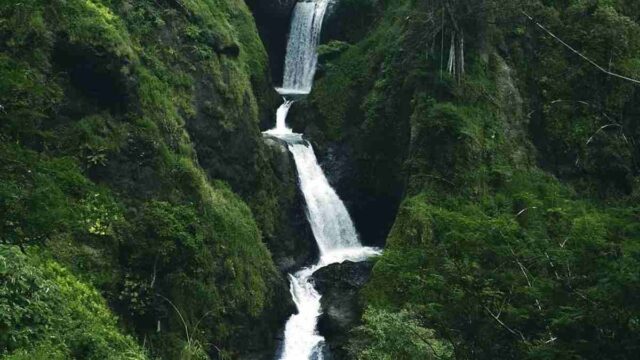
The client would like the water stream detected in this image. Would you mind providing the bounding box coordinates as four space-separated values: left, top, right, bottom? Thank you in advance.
278 0 329 95
274 118 380 360
264 1 380 359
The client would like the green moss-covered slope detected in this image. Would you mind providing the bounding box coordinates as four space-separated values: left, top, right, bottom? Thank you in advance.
0 0 292 358
297 0 640 358
0 245 147 360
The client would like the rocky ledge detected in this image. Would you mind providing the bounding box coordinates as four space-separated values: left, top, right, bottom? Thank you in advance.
312 260 376 359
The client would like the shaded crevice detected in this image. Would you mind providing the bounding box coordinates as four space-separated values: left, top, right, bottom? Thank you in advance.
318 141 402 248
245 0 296 84
52 39 133 116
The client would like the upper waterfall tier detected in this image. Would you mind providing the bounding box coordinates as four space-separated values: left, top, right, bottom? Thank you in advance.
281 0 329 93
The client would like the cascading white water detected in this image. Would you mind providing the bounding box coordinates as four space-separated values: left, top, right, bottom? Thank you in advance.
288 144 360 254
263 1 380 359
266 119 381 360
270 112 380 351
279 0 329 94
280 255 380 360
264 100 294 136
278 142 380 360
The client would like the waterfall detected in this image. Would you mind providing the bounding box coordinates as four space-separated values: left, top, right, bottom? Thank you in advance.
263 1 380 359
264 100 294 136
279 245 378 360
278 142 380 360
279 0 329 94
288 143 360 255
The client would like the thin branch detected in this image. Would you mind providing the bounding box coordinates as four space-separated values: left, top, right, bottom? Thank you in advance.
509 247 532 287
192 310 215 337
586 123 623 145
550 99 591 107
447 32 455 74
509 246 543 312
150 256 158 288
544 251 561 280
459 30 465 77
158 294 190 342
408 327 446 360
440 4 445 79
515 207 537 217
415 173 456 187
522 11 640 86
484 306 526 341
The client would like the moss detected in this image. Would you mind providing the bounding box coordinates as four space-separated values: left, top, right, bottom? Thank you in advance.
308 4 407 141
501 1 640 196
0 0 289 358
307 0 640 358
311 44 368 140
58 0 136 58
0 245 147 359
317 40 351 62
365 170 640 358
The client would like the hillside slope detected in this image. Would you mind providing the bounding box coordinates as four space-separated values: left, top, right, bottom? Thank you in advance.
285 0 640 358
0 0 297 358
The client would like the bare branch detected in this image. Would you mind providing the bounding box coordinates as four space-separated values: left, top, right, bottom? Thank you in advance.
509 246 542 311
586 124 623 145
522 11 640 86
158 294 190 343
515 207 537 217
484 306 526 341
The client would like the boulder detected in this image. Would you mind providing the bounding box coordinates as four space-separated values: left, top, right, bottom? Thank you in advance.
312 260 376 359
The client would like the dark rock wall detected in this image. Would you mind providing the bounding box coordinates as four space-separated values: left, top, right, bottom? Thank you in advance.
0 1 303 358
312 261 376 359
263 135 319 271
246 0 297 86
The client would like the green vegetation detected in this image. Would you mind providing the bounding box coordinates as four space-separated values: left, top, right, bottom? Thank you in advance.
349 307 453 360
1 245 147 359
302 0 640 358
365 171 640 359
2 0 639 358
0 0 290 358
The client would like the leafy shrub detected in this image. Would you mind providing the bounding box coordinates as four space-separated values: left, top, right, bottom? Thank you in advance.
0 245 147 359
365 170 640 359
349 308 453 360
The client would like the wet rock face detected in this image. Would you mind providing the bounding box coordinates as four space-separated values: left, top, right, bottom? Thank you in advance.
250 0 297 18
52 39 135 116
320 0 379 44
318 140 401 249
246 0 297 83
312 260 376 359
263 135 319 272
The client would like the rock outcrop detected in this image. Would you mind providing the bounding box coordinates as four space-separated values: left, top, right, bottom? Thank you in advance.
312 260 376 359
0 1 295 358
263 134 319 271
246 0 297 84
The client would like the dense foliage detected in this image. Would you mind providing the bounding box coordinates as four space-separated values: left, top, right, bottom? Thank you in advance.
0 245 147 359
0 0 293 358
297 0 640 358
2 0 639 359
365 172 640 359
